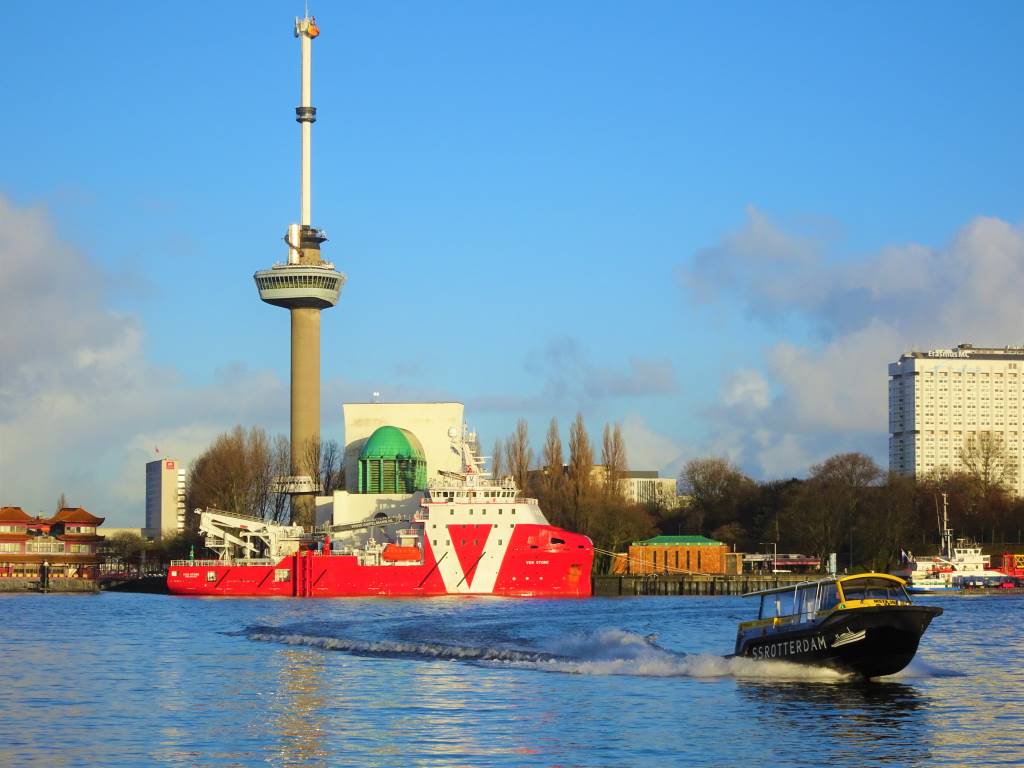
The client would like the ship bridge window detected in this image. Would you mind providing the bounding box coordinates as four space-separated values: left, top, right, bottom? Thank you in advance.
840 577 909 602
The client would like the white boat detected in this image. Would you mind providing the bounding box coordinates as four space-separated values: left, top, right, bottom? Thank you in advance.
894 493 1006 593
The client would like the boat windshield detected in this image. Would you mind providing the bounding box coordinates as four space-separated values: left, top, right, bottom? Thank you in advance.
757 581 840 621
839 577 910 603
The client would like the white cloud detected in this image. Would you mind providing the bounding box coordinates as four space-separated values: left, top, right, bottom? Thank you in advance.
618 414 691 477
721 369 770 411
683 208 1024 479
0 196 292 525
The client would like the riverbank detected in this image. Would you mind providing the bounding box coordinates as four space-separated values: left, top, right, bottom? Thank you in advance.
593 573 811 596
0 578 98 593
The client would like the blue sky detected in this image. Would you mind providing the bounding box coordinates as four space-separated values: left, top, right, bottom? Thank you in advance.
3 2 1024 525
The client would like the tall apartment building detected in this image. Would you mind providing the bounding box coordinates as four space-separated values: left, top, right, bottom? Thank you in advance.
888 344 1024 496
145 458 186 538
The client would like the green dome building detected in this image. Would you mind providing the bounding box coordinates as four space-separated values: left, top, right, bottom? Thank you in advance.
358 426 428 493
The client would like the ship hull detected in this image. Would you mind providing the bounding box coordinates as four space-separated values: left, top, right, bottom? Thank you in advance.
167 523 592 598
736 606 943 678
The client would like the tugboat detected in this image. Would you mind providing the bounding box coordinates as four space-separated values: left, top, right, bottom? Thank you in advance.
735 573 943 678
893 493 1011 593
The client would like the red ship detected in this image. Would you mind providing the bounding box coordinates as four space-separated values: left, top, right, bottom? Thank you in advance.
168 436 593 598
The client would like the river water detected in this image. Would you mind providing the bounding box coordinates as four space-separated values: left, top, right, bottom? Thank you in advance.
1 591 1020 767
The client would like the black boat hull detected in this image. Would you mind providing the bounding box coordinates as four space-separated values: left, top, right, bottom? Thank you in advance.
736 605 943 678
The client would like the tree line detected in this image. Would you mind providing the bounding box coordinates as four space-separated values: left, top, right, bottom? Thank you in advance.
492 414 656 573
496 420 1024 573
175 421 1024 574
677 447 1024 573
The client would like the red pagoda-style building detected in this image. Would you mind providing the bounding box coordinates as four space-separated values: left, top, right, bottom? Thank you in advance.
0 506 105 589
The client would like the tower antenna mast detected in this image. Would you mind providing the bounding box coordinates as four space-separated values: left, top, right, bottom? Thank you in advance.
254 12 345 529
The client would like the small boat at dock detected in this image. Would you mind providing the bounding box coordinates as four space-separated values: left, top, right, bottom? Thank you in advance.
734 573 942 678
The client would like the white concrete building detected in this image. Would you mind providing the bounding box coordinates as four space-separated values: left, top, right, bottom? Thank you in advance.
317 402 466 526
889 344 1024 495
583 466 684 508
145 458 187 538
621 471 683 508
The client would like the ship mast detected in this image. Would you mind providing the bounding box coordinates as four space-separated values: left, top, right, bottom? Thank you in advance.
941 492 953 559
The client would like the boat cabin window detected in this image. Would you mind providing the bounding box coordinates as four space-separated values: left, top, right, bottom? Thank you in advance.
793 585 818 619
839 577 909 602
759 591 794 619
758 582 840 620
819 583 839 611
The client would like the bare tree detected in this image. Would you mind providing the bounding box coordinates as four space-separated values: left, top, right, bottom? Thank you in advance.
600 423 628 498
568 412 594 533
783 452 882 567
269 434 291 524
318 438 345 493
959 431 1015 497
590 498 655 573
56 492 68 513
299 432 322 491
491 438 504 481
679 457 753 536
186 426 286 523
534 418 568 528
505 419 533 495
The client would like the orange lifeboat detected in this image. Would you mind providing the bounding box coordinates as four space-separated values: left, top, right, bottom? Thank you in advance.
382 544 421 562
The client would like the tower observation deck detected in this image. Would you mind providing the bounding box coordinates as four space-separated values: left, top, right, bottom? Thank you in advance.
254 15 345 528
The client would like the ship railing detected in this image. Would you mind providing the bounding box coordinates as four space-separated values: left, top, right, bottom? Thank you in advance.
424 495 538 505
199 507 273 525
169 558 278 567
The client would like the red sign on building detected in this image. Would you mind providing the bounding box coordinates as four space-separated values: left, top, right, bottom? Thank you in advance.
166 460 176 470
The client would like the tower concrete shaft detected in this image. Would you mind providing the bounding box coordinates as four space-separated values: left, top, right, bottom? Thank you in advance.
254 14 344 529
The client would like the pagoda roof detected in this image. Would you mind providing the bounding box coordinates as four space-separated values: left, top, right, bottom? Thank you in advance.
0 532 29 542
0 506 33 523
50 507 105 525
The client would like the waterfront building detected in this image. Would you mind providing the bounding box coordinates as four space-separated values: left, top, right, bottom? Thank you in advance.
615 535 739 575
889 344 1024 496
145 458 186 538
0 506 105 585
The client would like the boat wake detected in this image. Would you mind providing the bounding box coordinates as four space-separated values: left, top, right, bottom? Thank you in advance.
244 626 849 681
888 656 963 679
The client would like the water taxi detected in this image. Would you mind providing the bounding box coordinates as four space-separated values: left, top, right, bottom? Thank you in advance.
735 573 943 678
